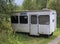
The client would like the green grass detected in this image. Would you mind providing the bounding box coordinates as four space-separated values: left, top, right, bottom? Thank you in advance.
1 28 60 44
12 28 60 44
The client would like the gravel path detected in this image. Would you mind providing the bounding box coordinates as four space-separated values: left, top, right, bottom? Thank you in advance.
48 36 60 44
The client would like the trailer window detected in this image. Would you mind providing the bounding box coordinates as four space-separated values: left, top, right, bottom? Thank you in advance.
20 16 28 24
11 16 18 23
39 15 49 25
31 15 37 24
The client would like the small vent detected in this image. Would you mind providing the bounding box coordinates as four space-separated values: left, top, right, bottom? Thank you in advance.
52 13 54 14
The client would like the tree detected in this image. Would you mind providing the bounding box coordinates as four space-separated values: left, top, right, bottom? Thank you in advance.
0 1 15 43
36 0 47 10
47 0 60 16
0 0 14 14
0 0 15 30
22 0 32 10
22 0 48 10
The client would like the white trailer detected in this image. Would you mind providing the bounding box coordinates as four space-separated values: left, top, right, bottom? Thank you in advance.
11 10 57 36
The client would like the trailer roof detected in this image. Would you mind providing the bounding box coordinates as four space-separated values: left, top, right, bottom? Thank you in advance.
12 10 56 13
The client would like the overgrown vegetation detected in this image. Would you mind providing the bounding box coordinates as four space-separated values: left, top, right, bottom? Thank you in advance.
0 0 60 44
22 0 48 10
0 0 15 44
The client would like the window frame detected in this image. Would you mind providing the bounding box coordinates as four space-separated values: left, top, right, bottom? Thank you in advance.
20 15 28 24
11 16 18 23
31 15 37 24
38 15 50 25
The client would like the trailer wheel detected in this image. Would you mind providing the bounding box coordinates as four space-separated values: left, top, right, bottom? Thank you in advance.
46 33 53 37
50 32 53 36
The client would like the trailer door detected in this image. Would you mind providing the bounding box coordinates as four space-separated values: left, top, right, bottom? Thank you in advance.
30 15 39 35
38 15 50 34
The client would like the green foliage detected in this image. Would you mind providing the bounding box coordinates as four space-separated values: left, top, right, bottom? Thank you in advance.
22 0 32 10
0 0 14 14
14 5 23 11
35 0 47 10
47 0 60 15
22 0 47 10
0 0 14 30
0 0 16 44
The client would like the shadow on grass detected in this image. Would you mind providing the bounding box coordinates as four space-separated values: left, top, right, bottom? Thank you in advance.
16 32 56 38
